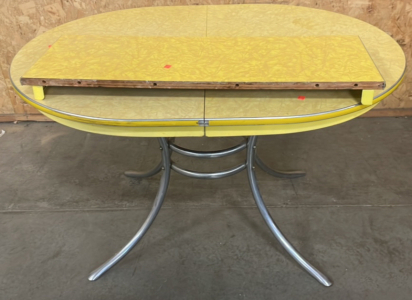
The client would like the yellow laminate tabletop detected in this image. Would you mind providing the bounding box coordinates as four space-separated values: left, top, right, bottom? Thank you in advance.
10 4 405 137
21 35 384 90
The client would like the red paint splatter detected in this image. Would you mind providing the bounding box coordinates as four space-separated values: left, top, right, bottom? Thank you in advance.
48 45 52 48
298 96 305 101
164 65 172 69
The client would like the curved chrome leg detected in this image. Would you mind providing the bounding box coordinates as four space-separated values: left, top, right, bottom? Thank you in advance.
255 155 306 179
124 161 163 179
88 138 171 281
246 136 332 287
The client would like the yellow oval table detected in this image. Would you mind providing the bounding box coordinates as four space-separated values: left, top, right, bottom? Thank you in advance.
10 4 406 286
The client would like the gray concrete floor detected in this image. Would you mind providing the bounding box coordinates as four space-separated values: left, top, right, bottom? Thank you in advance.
0 118 412 299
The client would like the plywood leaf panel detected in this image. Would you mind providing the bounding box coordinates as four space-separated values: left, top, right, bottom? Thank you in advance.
21 35 384 87
0 0 410 117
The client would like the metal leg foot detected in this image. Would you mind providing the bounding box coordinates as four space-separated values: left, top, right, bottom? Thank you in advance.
254 154 305 179
88 138 171 281
124 161 163 178
246 136 332 287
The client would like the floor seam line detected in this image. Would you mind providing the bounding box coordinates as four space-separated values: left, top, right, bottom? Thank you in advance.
1 204 411 213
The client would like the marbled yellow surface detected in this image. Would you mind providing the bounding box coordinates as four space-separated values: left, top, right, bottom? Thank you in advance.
43 112 205 137
22 35 383 84
10 6 207 131
10 4 405 136
204 4 405 125
206 102 378 137
205 90 361 124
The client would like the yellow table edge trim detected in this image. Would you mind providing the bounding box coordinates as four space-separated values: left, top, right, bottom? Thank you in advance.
206 102 377 137
208 74 405 126
11 69 404 127
41 112 205 137
12 86 201 127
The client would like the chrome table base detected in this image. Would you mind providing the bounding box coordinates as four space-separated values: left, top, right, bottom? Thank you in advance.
88 137 332 287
